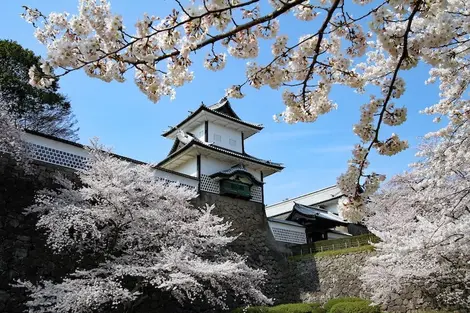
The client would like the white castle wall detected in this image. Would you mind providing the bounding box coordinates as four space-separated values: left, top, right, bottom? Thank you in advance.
173 159 197 177
189 123 205 142
22 132 199 189
208 122 243 153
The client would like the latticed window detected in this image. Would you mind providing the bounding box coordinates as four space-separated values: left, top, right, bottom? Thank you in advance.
220 180 251 199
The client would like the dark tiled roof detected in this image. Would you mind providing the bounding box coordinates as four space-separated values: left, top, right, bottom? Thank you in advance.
208 97 241 120
167 138 181 156
158 132 283 170
162 99 263 137
289 203 348 225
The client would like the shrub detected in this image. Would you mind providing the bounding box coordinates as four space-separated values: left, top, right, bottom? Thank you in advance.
312 307 328 313
329 301 381 313
413 311 456 313
324 297 366 312
270 303 325 313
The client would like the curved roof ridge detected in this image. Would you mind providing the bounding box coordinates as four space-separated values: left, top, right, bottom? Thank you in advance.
207 97 241 120
162 103 263 138
158 133 284 171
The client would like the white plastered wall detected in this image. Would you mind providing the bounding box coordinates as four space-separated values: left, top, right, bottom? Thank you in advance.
208 122 243 153
23 132 89 159
173 159 198 177
22 132 199 188
245 167 261 181
189 123 205 142
320 200 340 216
200 156 232 175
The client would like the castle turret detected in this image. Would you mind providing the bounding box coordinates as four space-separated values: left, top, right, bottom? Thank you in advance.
158 97 283 204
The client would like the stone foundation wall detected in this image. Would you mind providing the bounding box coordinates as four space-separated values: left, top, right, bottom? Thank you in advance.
0 155 81 313
194 192 316 305
294 250 437 313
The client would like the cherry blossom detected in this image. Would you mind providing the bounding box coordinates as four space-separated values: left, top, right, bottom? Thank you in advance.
0 101 28 164
18 143 270 312
362 121 470 310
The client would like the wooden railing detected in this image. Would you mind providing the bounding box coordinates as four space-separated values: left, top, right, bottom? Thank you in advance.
290 233 380 256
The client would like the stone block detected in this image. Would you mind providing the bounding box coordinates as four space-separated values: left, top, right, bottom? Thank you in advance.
13 248 28 259
8 219 20 228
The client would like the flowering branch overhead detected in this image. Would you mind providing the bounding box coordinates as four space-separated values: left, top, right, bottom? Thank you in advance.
23 0 470 218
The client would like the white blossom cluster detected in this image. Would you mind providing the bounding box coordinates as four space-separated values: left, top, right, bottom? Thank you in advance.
23 0 470 215
0 102 28 164
19 145 270 312
362 120 470 311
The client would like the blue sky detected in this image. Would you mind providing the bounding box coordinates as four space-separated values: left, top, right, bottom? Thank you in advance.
0 1 443 204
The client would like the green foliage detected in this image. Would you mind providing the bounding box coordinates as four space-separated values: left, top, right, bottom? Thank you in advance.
324 297 368 313
290 245 375 261
0 39 78 140
328 301 381 313
232 303 325 313
269 303 325 313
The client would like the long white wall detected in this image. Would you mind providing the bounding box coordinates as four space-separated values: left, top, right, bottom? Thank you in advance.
208 122 243 153
22 132 199 189
23 132 89 159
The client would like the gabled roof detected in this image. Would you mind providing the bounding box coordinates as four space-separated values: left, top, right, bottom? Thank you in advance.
209 164 263 185
266 185 344 218
157 131 283 176
167 138 182 156
162 98 263 139
287 203 348 226
208 97 241 119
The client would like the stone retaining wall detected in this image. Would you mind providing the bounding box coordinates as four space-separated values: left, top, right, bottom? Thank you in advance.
0 155 81 313
294 250 437 312
194 192 315 305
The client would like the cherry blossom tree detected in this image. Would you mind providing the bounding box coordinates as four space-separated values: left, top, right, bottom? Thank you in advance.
361 119 470 311
22 0 470 217
0 101 28 163
17 143 270 312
